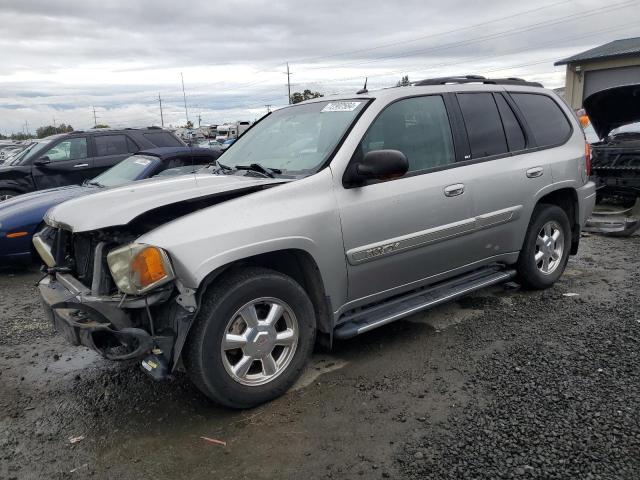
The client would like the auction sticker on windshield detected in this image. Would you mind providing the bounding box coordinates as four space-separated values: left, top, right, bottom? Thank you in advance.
321 101 361 112
134 158 152 166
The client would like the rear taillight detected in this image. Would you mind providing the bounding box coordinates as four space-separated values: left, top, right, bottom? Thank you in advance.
585 142 592 177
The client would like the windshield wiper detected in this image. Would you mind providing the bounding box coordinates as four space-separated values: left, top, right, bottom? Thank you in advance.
234 163 282 178
83 180 104 187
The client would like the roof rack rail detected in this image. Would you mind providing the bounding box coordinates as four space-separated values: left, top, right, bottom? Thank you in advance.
413 75 542 87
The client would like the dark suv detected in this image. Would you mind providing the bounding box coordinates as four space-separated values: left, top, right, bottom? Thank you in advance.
0 127 185 200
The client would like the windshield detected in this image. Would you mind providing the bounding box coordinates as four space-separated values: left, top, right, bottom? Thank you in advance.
219 99 368 177
91 155 156 187
7 139 51 165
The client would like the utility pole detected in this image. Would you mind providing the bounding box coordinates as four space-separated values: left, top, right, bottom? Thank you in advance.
197 114 201 128
158 93 164 127
53 116 57 129
286 62 292 105
265 104 272 114
181 72 189 125
92 106 97 127
24 121 29 136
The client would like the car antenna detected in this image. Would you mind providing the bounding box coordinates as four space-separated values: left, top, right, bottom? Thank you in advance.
357 77 368 94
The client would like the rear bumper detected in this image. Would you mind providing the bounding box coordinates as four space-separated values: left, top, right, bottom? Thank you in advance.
576 181 597 227
38 274 156 360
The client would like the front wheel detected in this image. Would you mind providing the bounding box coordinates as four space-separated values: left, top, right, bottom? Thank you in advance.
184 267 316 408
516 204 572 290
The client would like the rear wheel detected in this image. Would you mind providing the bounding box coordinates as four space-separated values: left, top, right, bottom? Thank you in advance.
516 204 572 289
184 267 316 408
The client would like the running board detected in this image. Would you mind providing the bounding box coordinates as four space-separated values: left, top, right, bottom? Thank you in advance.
334 267 516 340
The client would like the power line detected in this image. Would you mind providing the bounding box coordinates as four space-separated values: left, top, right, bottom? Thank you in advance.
301 0 637 72
289 0 574 65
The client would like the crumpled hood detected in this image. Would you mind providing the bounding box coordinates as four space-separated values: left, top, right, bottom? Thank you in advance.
584 84 640 139
45 173 286 232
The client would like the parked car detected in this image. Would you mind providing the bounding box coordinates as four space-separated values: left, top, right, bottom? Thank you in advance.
35 75 595 408
582 84 640 236
197 139 223 150
0 127 185 201
220 138 236 150
0 147 220 265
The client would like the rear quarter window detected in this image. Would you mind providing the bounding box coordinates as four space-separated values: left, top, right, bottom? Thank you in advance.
142 132 184 147
510 93 572 147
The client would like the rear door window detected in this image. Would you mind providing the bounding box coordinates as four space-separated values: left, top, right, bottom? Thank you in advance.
94 135 129 156
495 94 526 151
143 132 183 147
359 95 455 173
510 93 571 147
457 93 508 159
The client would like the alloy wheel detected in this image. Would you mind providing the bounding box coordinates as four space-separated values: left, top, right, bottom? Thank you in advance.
220 297 299 386
534 220 564 275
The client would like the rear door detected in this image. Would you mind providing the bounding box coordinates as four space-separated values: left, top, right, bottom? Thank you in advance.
459 91 563 258
334 94 479 304
31 136 92 189
88 134 138 178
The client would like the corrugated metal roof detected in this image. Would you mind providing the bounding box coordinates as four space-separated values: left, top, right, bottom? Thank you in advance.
554 37 640 66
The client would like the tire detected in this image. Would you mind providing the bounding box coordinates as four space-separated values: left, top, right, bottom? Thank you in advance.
0 189 18 201
184 267 316 408
516 204 572 290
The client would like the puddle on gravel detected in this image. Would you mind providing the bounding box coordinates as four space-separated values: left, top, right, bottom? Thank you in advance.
292 354 348 391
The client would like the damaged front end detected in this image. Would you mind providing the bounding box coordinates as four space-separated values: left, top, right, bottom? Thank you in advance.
35 223 197 379
585 138 640 236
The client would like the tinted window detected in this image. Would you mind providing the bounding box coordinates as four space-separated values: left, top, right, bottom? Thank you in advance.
95 135 129 156
495 94 526 151
510 93 571 147
143 132 183 147
44 137 87 162
458 93 508 158
360 95 455 173
126 137 139 153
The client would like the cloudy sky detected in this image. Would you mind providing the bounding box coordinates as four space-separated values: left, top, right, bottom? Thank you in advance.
0 0 638 134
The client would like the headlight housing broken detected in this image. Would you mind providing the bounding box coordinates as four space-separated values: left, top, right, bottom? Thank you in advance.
107 243 175 295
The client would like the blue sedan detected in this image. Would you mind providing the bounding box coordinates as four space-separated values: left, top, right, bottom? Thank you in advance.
0 147 221 265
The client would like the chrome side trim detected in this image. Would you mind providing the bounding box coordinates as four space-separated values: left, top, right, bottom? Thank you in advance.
346 205 522 265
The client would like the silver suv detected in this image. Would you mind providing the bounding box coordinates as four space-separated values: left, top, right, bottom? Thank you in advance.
35 76 596 408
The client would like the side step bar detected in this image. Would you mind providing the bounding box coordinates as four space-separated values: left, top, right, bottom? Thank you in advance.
334 267 516 340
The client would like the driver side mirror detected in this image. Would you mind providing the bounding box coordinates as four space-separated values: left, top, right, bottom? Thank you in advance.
345 149 409 186
33 156 51 167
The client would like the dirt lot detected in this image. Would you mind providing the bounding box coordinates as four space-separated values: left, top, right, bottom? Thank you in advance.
1 233 639 480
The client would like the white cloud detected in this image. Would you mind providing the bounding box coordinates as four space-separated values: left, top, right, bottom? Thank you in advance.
0 0 638 133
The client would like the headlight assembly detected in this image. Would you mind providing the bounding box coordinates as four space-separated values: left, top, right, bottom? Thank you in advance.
107 243 175 295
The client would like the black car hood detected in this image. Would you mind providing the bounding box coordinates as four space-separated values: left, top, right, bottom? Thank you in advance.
583 84 640 139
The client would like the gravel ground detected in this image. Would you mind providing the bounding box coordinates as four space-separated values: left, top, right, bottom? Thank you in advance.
0 232 638 480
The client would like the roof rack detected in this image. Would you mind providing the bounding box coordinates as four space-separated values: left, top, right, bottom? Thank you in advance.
413 75 542 87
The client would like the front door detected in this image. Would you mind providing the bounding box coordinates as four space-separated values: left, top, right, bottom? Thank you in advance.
334 95 478 305
32 136 92 190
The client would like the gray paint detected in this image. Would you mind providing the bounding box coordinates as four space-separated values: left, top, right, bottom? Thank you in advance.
43 82 596 323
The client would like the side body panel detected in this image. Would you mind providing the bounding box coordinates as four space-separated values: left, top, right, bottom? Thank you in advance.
137 169 349 310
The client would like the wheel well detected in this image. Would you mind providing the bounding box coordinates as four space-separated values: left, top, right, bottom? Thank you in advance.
199 249 333 344
537 188 580 254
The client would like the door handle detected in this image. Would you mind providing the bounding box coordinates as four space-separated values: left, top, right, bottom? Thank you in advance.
526 167 543 178
73 163 89 168
444 183 465 197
